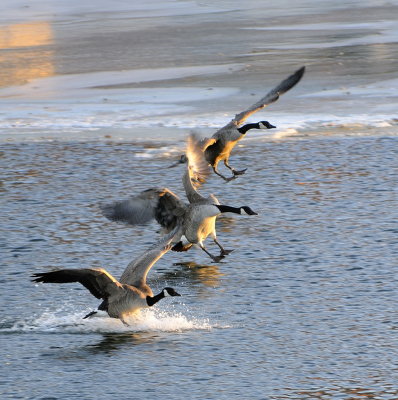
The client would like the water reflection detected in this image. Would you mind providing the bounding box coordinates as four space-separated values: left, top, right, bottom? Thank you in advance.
45 332 162 359
161 261 224 288
85 332 161 354
0 21 54 88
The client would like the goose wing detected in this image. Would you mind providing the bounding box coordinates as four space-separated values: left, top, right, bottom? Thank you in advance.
199 136 217 151
32 268 122 299
186 133 211 187
119 226 182 286
100 188 186 232
214 66 305 136
182 134 212 203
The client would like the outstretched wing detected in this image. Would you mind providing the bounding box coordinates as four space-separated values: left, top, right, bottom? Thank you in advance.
186 133 211 188
32 268 121 299
216 66 305 133
182 133 213 203
119 226 182 286
100 188 186 231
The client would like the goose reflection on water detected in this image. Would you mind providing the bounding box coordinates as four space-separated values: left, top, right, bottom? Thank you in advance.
86 332 160 354
156 261 224 289
49 332 162 359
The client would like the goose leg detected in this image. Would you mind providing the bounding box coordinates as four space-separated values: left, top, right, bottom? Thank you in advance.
83 310 97 319
212 165 235 182
224 159 247 176
199 244 225 263
120 318 130 327
213 237 234 256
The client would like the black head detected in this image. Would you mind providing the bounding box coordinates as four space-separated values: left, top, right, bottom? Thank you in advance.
179 155 188 164
163 287 181 297
240 206 258 216
258 121 276 129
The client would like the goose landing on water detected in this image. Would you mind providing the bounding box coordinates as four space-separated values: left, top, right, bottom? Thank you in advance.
32 229 181 326
199 66 305 181
171 203 257 262
100 134 258 263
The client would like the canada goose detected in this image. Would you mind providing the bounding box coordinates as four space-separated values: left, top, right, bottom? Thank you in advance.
201 66 305 181
100 134 258 262
32 229 181 326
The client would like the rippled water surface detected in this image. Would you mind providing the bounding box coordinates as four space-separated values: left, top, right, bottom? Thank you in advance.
1 136 398 399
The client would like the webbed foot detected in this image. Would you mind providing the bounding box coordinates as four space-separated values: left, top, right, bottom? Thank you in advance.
224 175 237 183
211 254 225 263
233 168 247 176
220 249 234 257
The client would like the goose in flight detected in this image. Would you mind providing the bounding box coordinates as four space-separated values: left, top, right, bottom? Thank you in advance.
201 66 305 181
100 134 258 262
32 229 181 326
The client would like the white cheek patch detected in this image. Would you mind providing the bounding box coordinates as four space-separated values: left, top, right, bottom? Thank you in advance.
163 289 170 297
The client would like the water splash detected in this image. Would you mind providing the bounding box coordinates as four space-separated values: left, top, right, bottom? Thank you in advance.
1 307 221 334
134 145 183 159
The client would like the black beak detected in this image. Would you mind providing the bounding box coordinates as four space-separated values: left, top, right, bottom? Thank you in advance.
167 161 181 169
247 208 258 215
168 154 188 168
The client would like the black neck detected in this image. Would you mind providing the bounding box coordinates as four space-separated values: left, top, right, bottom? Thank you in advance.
237 123 259 134
146 291 165 307
215 204 241 214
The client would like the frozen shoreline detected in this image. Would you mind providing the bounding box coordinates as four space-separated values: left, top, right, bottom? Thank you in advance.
0 65 397 142
1 0 397 142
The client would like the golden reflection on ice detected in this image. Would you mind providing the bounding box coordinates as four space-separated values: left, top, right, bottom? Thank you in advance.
0 22 53 48
0 21 54 88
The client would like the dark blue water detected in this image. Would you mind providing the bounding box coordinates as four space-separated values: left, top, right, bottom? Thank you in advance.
1 135 398 399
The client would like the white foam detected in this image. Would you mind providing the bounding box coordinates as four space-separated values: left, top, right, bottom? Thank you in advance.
3 307 220 334
150 112 398 133
134 145 183 159
0 106 396 142
271 128 300 139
